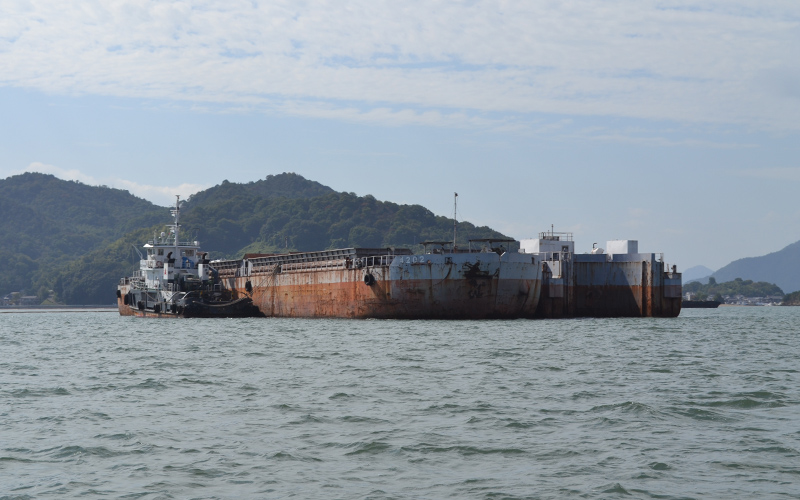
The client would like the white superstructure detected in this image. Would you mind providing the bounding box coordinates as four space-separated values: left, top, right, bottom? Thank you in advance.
138 196 208 291
519 230 574 259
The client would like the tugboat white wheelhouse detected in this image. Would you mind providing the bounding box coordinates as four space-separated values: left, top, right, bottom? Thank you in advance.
116 196 263 318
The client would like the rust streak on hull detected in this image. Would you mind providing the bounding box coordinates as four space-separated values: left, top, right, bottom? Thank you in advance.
208 245 682 319
234 270 541 319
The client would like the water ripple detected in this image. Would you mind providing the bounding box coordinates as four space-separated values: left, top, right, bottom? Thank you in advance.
1 308 799 498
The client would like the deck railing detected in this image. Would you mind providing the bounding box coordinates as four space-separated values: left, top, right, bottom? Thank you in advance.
214 249 405 278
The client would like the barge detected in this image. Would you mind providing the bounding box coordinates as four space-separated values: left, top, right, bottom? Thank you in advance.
117 200 682 319
521 233 682 318
212 239 541 319
210 233 681 319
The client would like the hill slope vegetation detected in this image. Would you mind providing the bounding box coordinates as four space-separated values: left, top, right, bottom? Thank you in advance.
2 172 507 304
683 277 783 301
0 173 166 298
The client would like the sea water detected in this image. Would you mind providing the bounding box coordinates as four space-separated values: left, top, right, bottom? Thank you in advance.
1 307 799 499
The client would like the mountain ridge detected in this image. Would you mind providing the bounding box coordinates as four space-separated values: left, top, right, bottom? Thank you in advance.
712 240 800 294
183 172 335 209
682 265 715 283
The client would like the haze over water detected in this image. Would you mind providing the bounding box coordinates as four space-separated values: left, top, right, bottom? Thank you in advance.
2 308 799 499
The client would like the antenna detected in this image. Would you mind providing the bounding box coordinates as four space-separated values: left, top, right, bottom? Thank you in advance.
453 192 458 249
171 195 181 254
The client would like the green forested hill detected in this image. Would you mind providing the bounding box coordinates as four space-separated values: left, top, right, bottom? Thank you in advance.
180 190 504 258
0 173 166 241
3 172 508 304
183 173 334 209
0 173 166 298
782 291 800 306
682 277 784 301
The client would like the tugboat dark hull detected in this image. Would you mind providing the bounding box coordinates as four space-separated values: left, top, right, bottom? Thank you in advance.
181 296 264 318
117 286 264 318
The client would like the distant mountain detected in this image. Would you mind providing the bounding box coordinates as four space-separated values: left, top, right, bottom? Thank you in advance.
682 265 715 283
712 240 800 294
2 172 508 304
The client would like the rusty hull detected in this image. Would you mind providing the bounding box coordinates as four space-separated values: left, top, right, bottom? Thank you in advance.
211 246 681 319
535 254 682 318
227 251 542 319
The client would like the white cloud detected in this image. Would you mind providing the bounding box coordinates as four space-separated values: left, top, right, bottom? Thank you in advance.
20 162 208 206
2 1 799 131
21 162 97 185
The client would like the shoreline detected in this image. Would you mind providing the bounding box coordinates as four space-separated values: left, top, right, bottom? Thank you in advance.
0 305 117 313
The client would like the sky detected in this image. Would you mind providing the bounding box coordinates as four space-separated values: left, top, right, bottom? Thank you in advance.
1 0 799 272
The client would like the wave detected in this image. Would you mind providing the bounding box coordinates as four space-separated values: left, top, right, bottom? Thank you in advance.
401 443 526 456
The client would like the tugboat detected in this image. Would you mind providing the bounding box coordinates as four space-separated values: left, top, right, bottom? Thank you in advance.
116 196 263 318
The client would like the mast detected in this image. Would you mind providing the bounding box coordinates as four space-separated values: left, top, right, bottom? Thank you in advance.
170 195 181 257
453 192 458 249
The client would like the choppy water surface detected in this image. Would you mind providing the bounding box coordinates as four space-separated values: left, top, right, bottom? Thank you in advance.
2 308 799 499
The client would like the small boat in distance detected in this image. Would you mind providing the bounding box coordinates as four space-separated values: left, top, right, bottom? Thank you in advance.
116 196 263 318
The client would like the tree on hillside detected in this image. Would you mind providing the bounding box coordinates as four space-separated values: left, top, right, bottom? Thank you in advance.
0 172 165 297
683 277 783 299
782 291 800 306
181 190 507 258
